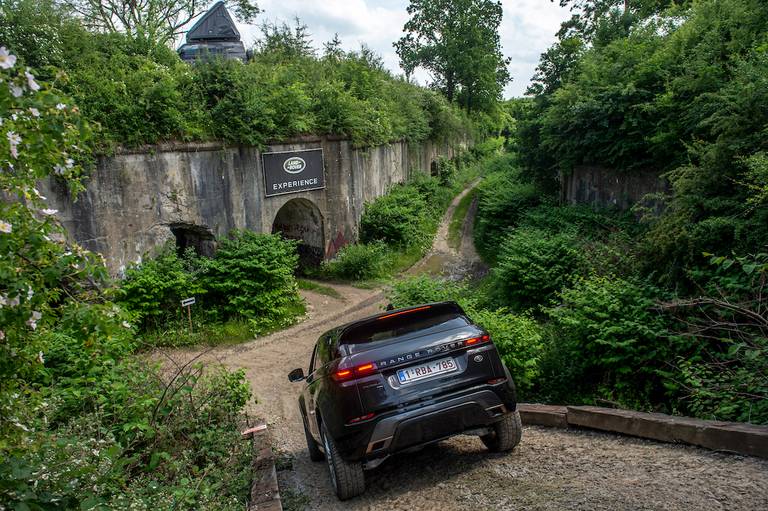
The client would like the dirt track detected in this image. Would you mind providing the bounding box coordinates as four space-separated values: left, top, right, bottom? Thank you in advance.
170 186 768 510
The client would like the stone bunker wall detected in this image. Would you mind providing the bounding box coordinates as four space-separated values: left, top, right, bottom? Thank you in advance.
43 136 462 274
561 165 669 211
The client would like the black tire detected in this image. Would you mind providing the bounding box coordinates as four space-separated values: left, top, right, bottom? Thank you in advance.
481 410 523 452
302 412 324 462
321 423 365 500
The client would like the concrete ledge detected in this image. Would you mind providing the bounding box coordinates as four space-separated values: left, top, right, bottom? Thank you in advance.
566 405 768 459
518 404 569 428
247 424 282 511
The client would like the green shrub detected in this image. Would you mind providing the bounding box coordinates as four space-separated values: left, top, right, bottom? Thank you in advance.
204 231 304 334
360 183 434 249
409 171 455 212
469 308 544 395
474 172 541 261
491 228 583 310
1 362 253 509
321 242 388 280
436 156 457 186
118 245 206 330
663 253 768 423
388 274 466 307
540 275 676 408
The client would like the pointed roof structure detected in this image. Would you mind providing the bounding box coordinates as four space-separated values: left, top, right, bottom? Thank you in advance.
178 1 247 63
186 1 240 42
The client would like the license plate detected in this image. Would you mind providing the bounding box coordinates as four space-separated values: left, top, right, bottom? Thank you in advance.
397 357 457 384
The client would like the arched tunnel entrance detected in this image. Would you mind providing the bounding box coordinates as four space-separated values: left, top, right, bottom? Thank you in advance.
271 198 325 269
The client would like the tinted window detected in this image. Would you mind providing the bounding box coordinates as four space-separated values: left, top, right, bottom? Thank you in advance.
315 332 338 366
339 311 470 346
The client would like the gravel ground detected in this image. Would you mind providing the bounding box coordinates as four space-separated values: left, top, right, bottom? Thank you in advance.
169 186 768 510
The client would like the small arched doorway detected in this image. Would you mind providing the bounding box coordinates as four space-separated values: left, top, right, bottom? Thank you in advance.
271 198 325 268
170 223 216 257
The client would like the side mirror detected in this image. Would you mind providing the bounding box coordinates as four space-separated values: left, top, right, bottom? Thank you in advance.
288 368 305 382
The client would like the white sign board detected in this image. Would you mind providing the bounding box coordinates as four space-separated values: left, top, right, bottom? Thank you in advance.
181 297 196 307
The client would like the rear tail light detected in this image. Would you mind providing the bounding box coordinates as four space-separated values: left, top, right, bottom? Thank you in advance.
488 377 507 385
332 362 378 381
465 334 490 347
347 412 375 425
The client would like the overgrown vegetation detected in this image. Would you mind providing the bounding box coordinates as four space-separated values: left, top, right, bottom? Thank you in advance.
321 151 485 282
518 0 768 286
117 232 305 346
0 0 481 149
0 57 255 508
391 141 767 424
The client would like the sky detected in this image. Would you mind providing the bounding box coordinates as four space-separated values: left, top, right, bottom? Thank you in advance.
230 0 573 98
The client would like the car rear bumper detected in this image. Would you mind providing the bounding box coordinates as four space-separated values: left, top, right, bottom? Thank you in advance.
335 382 516 462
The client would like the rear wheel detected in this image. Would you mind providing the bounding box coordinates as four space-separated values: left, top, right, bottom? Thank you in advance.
482 410 522 452
302 411 324 462
321 423 365 500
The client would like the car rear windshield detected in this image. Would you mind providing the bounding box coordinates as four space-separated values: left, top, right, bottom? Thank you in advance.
339 306 470 346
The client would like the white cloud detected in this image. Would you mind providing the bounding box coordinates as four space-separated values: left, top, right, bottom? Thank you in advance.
230 0 571 98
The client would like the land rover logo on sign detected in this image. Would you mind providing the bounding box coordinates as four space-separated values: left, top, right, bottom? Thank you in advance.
283 157 306 174
262 149 325 197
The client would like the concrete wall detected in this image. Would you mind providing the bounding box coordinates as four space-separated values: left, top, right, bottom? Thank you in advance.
43 136 462 274
561 165 669 211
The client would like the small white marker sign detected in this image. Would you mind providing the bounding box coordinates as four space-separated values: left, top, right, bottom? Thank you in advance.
181 297 196 307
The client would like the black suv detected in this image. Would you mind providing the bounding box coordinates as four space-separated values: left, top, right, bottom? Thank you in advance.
288 301 522 500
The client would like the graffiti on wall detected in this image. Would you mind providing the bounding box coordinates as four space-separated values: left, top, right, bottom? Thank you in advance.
325 230 349 259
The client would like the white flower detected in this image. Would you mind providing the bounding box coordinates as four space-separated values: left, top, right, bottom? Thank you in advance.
0 47 16 69
53 164 66 175
7 131 21 159
65 158 74 168
0 330 5 341
56 103 66 110
122 321 131 329
37 351 45 364
30 187 45 200
9 296 19 307
0 295 6 307
0 220 11 233
27 287 34 300
10 84 23 97
25 70 40 91
29 107 40 118
41 209 57 216
11 113 17 121
26 310 42 330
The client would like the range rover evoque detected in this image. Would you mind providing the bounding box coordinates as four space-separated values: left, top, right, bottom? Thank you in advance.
288 301 522 500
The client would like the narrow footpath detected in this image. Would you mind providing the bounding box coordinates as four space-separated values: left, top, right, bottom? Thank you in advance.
170 184 768 511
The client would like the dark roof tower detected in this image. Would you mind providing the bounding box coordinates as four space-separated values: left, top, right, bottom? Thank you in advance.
178 2 247 62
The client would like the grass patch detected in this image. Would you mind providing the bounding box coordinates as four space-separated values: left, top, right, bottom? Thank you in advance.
297 278 344 299
136 301 306 349
281 487 311 511
138 319 254 348
448 188 477 249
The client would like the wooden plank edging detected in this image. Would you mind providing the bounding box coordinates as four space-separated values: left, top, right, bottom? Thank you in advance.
518 403 768 459
245 423 282 511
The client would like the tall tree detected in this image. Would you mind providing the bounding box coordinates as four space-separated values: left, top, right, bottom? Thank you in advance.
59 0 259 46
395 0 510 112
554 0 690 42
